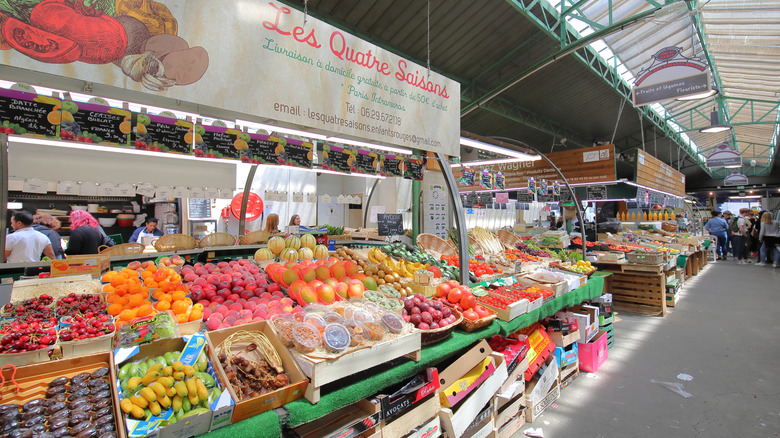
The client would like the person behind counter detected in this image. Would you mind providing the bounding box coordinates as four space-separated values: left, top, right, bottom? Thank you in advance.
129 217 164 244
4 210 55 263
289 215 300 226
32 212 65 259
264 213 280 234
66 210 113 255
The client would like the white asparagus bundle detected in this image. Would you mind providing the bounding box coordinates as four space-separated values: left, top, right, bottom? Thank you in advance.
471 227 504 255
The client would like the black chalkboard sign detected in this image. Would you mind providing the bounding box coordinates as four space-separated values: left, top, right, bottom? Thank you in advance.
200 125 242 160
459 168 476 186
478 193 493 206
586 185 608 200
136 113 193 154
405 157 424 180
62 101 131 146
355 150 378 175
626 201 638 209
321 144 352 173
495 173 505 190
0 88 58 137
244 133 277 164
559 189 574 202
479 170 493 189
377 214 403 236
538 194 555 203
465 192 478 207
381 154 404 177
516 191 534 203
281 138 313 168
189 198 211 219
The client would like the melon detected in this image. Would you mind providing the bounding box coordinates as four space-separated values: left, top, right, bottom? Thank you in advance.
300 233 316 250
280 248 299 262
268 236 286 255
254 248 274 261
313 245 329 260
285 235 301 250
298 247 314 261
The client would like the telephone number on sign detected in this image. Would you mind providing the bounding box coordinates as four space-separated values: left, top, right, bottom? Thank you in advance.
360 107 402 126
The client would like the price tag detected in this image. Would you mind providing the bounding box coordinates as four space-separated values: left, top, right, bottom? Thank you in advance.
57 180 79 195
189 187 205 198
321 194 332 204
136 183 155 197
293 192 303 202
80 182 98 196
306 193 317 203
23 178 47 194
155 186 172 198
203 188 220 198
337 195 347 204
172 186 189 198
220 188 234 199
98 183 116 196
116 183 135 197
278 191 288 201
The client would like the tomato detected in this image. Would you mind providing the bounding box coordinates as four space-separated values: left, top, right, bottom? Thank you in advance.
447 288 463 304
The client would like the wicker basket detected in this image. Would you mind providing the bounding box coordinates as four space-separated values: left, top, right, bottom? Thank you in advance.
239 230 272 245
152 234 198 252
626 251 664 265
98 242 145 256
420 308 463 345
459 308 497 332
198 233 237 248
661 222 678 232
416 233 456 258
497 229 523 250
467 235 484 256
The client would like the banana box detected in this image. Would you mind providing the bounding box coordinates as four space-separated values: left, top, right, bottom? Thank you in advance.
113 334 234 438
440 356 496 408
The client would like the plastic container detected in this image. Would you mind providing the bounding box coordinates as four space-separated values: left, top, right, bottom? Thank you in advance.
351 308 374 324
322 323 351 353
269 313 294 331
322 312 344 325
343 319 369 347
304 303 328 314
276 319 295 348
380 312 405 334
303 313 326 330
361 321 387 341
292 323 321 354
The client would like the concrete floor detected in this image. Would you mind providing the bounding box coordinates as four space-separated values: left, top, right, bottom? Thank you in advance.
527 259 780 438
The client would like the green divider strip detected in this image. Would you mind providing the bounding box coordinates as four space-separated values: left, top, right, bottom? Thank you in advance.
200 410 280 438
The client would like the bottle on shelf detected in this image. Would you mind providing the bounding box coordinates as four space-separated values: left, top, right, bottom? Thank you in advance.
671 211 676 220
664 212 669 221
643 212 648 221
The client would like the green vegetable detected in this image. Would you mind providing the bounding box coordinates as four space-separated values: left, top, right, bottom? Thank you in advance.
0 0 43 22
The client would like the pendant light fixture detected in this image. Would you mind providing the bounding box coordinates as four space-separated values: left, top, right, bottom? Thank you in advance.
699 107 731 133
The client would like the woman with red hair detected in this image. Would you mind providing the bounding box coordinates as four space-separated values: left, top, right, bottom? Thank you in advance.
66 210 104 255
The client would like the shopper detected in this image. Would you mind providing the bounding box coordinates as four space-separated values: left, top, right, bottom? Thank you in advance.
723 211 734 257
704 211 729 260
747 211 760 258
264 213 280 234
129 217 164 244
730 208 750 264
289 215 301 226
4 210 55 263
66 210 107 255
32 212 65 259
756 211 780 267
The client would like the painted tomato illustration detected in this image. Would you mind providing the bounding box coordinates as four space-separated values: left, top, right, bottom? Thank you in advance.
27 0 127 64
1 18 82 63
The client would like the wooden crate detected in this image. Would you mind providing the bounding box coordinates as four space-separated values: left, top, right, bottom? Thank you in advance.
607 271 667 316
293 330 422 404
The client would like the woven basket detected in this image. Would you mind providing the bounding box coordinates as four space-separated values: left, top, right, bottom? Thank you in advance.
152 234 198 252
467 235 485 256
239 230 271 245
420 308 463 345
661 222 678 232
626 251 664 265
98 243 145 256
416 233 456 258
459 308 497 332
497 229 523 250
198 233 237 248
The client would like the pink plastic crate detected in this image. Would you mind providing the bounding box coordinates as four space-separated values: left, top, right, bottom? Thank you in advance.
578 329 608 373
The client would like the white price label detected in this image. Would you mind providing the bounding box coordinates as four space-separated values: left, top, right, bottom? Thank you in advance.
189 187 205 198
23 178 47 194
203 188 220 198
136 183 155 197
56 180 78 195
155 186 172 198
98 183 116 196
172 186 189 198
321 194 332 204
80 182 98 196
116 183 135 197
293 192 303 202
306 193 317 203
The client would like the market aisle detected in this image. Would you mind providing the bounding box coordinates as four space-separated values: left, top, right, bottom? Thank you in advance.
532 260 780 438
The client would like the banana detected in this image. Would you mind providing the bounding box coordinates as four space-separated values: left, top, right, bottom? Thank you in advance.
158 394 172 409
157 376 174 388
142 372 160 387
185 378 198 396
174 381 188 397
182 365 196 378
172 395 182 412
166 386 177 398
195 378 209 400
130 395 148 409
149 382 166 398
149 401 161 416
130 405 145 419
127 376 143 391
139 387 157 403
120 398 134 414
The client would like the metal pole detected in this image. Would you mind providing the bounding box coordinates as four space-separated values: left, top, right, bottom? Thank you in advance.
436 152 470 286
0 134 8 260
362 179 380 228
411 180 421 241
489 136 588 254
238 164 258 236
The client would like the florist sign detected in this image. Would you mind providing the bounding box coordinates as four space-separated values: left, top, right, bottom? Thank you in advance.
633 47 710 106
706 142 742 168
0 0 459 155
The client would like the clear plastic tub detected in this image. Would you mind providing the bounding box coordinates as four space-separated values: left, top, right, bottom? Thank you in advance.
380 312 406 334
322 323 351 353
303 313 327 330
276 319 296 348
292 323 321 354
343 319 369 347
361 320 387 341
322 312 344 325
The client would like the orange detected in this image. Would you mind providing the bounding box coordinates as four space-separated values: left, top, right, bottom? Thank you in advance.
115 285 128 295
141 300 152 308
183 298 193 307
101 271 116 283
145 264 157 273
155 300 171 311
128 294 144 307
106 293 119 303
110 276 125 287
176 313 188 324
159 293 173 303
119 309 136 321
171 291 187 302
107 303 122 316
144 278 157 288
136 305 154 317
171 301 188 315
152 289 164 300
189 310 202 322
128 283 142 295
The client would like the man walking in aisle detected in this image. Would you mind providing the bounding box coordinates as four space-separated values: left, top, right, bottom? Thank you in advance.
704 211 729 260
4 210 55 263
730 208 750 264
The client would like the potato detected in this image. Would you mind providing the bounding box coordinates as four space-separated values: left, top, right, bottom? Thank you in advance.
162 46 209 85
145 34 189 60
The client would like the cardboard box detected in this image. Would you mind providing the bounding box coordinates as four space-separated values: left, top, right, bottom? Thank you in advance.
380 394 440 438
496 411 526 438
414 270 434 285
481 298 529 322
525 356 559 405
560 367 579 390
376 368 439 421
113 334 235 438
437 339 492 394
496 378 525 406
565 305 600 344
499 353 529 395
512 325 554 381
0 352 126 438
205 321 308 423
548 329 579 348
402 415 442 438
441 356 496 408
578 329 608 373
547 269 587 292
560 360 579 381
439 353 508 438
51 254 110 277
292 399 381 438
525 384 560 423
461 412 495 438
553 343 578 368
495 392 524 427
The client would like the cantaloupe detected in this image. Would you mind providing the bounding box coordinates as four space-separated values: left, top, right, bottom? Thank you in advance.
300 233 316 250
298 247 314 261
285 235 301 250
254 248 274 261
313 245 329 260
280 248 299 262
268 236 285 255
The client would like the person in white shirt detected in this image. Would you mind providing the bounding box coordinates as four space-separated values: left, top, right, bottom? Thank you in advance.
5 210 55 263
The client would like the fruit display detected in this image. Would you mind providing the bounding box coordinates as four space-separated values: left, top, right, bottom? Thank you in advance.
58 314 115 342
266 258 365 305
440 255 503 278
401 293 459 331
213 330 292 400
55 293 107 317
335 246 360 262
0 367 118 438
514 242 553 258
2 294 54 317
555 260 595 275
117 347 221 425
477 285 553 310
362 290 403 313
0 319 57 354
115 311 178 348
433 280 493 322
102 268 154 323
360 261 414 297
504 249 543 263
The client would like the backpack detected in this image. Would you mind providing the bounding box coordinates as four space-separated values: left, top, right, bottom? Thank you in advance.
728 217 740 234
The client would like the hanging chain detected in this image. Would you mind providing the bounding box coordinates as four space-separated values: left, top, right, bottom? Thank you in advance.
654 127 657 157
639 112 645 151
610 99 626 145
427 0 431 79
677 141 681 171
